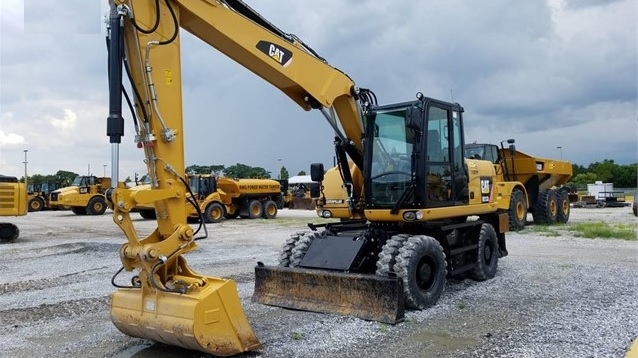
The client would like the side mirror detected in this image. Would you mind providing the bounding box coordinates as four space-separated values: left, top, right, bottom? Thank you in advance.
405 106 422 132
509 144 516 155
310 163 324 182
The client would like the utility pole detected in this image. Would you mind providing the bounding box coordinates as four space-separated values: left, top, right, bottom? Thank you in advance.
556 146 563 160
103 164 107 177
23 149 28 188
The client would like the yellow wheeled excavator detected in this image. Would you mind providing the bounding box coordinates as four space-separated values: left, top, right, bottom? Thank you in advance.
105 0 522 355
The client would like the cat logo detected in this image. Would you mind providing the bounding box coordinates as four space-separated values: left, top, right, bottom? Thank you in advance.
256 40 293 67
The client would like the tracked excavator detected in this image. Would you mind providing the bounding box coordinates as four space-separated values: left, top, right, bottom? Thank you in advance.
105 0 522 355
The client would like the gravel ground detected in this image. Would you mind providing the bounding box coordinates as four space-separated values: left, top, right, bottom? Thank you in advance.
0 206 636 358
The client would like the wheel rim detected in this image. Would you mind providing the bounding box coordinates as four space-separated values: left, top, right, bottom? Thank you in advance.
549 199 557 217
31 200 41 210
251 203 260 216
95 203 103 211
267 204 276 216
516 201 525 221
416 257 436 291
562 199 569 216
484 241 493 264
211 206 222 220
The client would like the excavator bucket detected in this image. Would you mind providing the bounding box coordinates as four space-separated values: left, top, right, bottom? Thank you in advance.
111 277 261 356
253 265 404 324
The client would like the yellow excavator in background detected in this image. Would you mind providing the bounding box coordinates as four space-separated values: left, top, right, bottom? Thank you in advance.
105 0 522 355
0 175 28 243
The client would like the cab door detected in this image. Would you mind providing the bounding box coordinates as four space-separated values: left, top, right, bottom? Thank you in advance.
423 101 467 208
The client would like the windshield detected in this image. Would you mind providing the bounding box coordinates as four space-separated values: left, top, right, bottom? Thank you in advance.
465 145 484 160
71 177 83 186
368 108 414 206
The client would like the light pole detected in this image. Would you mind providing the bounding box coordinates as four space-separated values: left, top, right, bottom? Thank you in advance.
277 158 282 179
23 150 28 188
556 146 563 160
103 164 107 177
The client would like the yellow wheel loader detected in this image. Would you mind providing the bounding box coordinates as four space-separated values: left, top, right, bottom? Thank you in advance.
27 182 62 212
0 175 27 243
104 0 523 354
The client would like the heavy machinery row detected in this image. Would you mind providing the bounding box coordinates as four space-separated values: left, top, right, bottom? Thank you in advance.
0 0 580 355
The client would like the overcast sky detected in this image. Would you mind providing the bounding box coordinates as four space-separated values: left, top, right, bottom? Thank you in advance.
0 0 636 180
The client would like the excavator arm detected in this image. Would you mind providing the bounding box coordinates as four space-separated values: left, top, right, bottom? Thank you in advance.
105 0 372 355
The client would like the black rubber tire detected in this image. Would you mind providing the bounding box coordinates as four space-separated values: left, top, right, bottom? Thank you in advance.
240 200 263 219
508 189 527 231
470 223 499 281
0 223 19 243
290 232 319 267
376 234 410 276
556 190 570 223
139 209 156 220
28 197 45 212
87 196 107 215
278 232 305 267
394 235 447 310
71 206 87 215
533 189 558 224
262 200 278 219
204 202 225 223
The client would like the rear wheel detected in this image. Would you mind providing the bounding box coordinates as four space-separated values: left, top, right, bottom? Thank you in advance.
394 235 447 309
261 200 278 219
204 202 225 223
28 197 45 212
508 189 527 231
241 199 263 219
470 223 499 281
533 189 558 224
87 196 107 215
556 190 570 223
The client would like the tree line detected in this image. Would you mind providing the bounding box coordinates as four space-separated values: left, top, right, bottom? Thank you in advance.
19 160 636 190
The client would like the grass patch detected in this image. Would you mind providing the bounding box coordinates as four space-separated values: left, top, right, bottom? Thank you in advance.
456 301 467 310
568 221 637 241
530 224 562 237
291 332 303 341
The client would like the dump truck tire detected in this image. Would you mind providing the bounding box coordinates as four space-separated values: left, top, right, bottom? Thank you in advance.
470 223 499 281
394 235 447 310
557 190 570 223
508 189 527 231
87 196 107 215
261 200 278 219
205 202 225 223
534 189 558 224
290 232 319 267
28 197 45 212
241 200 262 219
278 232 306 267
376 234 410 276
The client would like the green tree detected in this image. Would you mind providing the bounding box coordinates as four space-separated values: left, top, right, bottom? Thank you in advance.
224 163 270 178
185 164 225 175
588 159 616 183
297 170 307 176
54 170 79 186
613 163 637 188
279 166 290 180
572 164 587 176
568 173 598 190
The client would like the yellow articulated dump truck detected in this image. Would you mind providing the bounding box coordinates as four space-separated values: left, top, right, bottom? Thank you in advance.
465 140 573 230
49 176 119 215
135 174 283 223
0 175 27 243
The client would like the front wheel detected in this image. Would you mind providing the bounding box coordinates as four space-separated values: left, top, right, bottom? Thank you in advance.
508 189 527 231
28 197 45 212
87 196 107 215
394 235 447 310
204 202 225 223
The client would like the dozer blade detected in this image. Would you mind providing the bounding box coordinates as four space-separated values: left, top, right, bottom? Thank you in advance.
111 277 261 356
252 265 404 324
